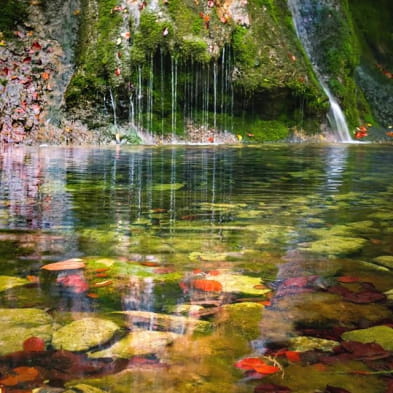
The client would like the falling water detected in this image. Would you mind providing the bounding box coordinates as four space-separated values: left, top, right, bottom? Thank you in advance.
213 62 218 131
171 57 178 140
287 0 352 142
147 54 154 134
109 88 117 128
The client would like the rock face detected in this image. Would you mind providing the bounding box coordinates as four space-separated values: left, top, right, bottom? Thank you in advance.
1 0 392 143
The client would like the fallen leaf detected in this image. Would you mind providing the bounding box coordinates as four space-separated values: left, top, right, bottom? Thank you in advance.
93 280 113 288
26 275 39 283
114 67 121 76
192 279 222 292
23 337 45 352
41 258 85 271
235 358 280 375
285 351 301 362
31 42 42 51
340 341 390 360
0 366 40 386
337 276 361 283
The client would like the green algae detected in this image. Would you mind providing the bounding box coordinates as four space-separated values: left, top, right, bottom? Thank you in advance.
342 326 393 351
0 276 29 292
300 236 367 256
0 308 53 355
52 318 121 351
288 336 338 352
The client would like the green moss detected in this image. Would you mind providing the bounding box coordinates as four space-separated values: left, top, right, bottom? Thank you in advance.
0 0 28 37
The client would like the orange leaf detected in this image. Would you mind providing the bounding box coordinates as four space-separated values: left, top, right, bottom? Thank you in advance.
41 258 85 271
192 279 222 292
93 280 113 288
26 275 39 283
285 351 301 362
87 292 99 298
208 270 220 276
23 337 45 352
0 366 40 386
235 358 280 375
41 72 50 80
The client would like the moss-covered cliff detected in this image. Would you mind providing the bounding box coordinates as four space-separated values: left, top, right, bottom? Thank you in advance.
1 0 392 143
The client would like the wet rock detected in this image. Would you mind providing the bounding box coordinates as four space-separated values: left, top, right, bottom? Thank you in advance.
52 318 121 351
341 326 393 351
0 276 29 292
89 330 179 359
373 256 393 269
0 308 53 355
64 384 106 393
114 310 212 334
217 302 264 340
213 273 271 296
299 236 367 256
288 336 339 352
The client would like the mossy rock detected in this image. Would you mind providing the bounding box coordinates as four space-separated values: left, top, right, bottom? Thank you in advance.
373 256 393 269
288 336 338 352
0 308 53 355
113 310 212 335
217 302 264 341
151 183 185 191
89 330 179 359
52 318 121 351
64 384 106 393
299 236 367 256
0 276 29 292
341 326 393 351
213 273 270 296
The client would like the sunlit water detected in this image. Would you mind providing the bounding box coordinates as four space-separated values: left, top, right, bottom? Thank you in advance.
0 144 393 392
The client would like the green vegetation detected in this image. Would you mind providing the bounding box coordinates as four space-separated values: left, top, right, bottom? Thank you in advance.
0 0 28 37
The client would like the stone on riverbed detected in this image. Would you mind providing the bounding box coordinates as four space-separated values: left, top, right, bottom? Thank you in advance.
373 256 393 269
299 236 367 256
89 330 179 359
288 336 339 352
114 310 212 335
0 276 29 292
52 318 121 351
341 326 393 351
64 384 106 393
0 308 53 355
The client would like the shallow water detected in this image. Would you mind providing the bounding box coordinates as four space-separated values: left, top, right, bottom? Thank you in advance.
1 143 393 393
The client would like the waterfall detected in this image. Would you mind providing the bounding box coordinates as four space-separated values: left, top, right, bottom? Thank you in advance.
287 0 352 142
109 88 117 128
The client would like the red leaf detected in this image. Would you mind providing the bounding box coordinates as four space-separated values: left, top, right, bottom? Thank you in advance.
31 42 42 51
0 366 41 386
285 351 301 362
192 279 222 292
23 337 45 352
114 68 121 76
255 383 292 393
235 358 280 375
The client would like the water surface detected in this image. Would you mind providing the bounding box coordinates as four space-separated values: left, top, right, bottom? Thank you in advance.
1 144 393 393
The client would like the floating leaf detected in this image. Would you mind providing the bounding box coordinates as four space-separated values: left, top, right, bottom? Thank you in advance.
41 258 85 271
192 279 222 292
285 351 301 362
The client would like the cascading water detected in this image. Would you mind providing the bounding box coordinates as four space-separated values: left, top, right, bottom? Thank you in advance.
287 0 352 142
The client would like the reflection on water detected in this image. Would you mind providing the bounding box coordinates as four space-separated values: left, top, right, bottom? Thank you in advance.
0 144 393 392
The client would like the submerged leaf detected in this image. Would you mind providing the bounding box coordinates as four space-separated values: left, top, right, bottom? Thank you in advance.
192 279 222 292
235 358 280 375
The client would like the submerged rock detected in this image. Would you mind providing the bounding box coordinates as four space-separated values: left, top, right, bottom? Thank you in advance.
64 384 106 393
89 330 179 359
341 326 393 351
299 236 367 256
0 276 29 292
114 310 211 334
213 273 270 296
373 256 393 269
52 318 121 351
0 308 53 355
288 336 338 352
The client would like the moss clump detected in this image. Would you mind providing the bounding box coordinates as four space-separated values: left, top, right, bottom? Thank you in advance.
300 236 367 256
0 0 28 37
342 326 393 351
